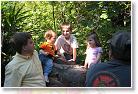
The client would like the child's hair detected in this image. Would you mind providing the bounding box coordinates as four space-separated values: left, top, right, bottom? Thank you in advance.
44 30 56 40
87 32 101 47
60 22 72 31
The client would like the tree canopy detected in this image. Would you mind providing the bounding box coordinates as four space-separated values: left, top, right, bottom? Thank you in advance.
1 1 131 64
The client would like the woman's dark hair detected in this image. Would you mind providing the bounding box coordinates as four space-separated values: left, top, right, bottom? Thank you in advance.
87 32 101 47
10 32 32 54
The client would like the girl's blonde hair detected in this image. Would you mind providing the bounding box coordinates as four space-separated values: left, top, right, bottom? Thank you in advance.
44 30 56 40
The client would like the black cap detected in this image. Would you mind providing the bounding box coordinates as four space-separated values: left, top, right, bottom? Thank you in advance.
108 31 131 61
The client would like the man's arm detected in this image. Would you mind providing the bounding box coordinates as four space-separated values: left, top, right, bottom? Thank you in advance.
4 66 22 87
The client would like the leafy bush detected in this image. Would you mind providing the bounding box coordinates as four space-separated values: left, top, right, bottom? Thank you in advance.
1 1 131 64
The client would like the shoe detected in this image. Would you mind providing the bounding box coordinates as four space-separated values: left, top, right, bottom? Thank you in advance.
45 76 49 83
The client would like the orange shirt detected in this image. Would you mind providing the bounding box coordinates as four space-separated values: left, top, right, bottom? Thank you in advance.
39 42 56 56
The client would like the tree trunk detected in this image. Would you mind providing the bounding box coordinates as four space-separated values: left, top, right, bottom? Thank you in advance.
48 63 87 87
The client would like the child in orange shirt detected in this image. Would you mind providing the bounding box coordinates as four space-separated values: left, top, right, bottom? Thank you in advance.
39 30 56 83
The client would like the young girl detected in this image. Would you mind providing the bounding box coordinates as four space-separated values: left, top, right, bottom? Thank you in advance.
84 32 103 68
39 30 56 83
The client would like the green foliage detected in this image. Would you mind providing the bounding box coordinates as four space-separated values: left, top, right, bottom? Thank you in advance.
1 1 32 62
1 1 131 64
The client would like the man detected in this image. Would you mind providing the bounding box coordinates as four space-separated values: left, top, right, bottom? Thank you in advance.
86 31 131 87
4 32 46 87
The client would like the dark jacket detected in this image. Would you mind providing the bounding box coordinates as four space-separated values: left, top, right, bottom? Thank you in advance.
86 59 131 87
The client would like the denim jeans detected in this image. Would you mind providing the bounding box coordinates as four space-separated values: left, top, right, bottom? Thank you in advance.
39 54 53 76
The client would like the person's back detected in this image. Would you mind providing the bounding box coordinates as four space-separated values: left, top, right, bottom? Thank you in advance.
86 59 131 87
86 31 131 87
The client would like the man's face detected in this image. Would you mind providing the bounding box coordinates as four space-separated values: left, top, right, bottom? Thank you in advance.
24 39 34 54
62 26 71 39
